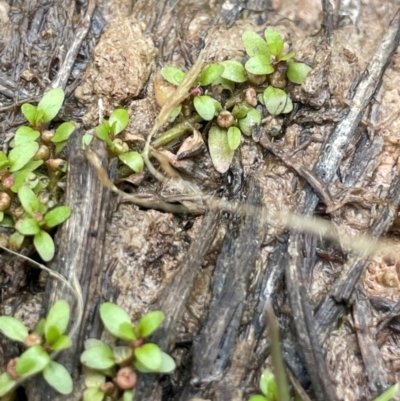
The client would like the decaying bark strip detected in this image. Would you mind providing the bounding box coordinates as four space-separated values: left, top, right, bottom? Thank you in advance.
134 210 221 399
26 130 112 401
283 8 400 401
315 174 400 339
185 177 263 400
353 290 388 395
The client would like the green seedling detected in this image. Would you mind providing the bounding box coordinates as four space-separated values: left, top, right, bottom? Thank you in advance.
0 88 73 261
14 185 71 261
95 109 144 174
80 303 175 400
0 300 73 397
249 369 278 401
21 88 65 128
158 27 311 173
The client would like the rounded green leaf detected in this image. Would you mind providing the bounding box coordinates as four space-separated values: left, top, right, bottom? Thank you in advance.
118 151 144 173
0 316 29 342
33 230 55 261
0 151 8 169
11 170 37 193
260 369 278 399
242 31 270 57
14 126 40 146
193 95 215 121
121 390 134 401
16 345 51 377
37 88 65 123
113 346 133 365
45 300 70 342
232 104 249 119
44 206 71 228
198 63 224 86
109 109 129 135
212 76 235 92
137 311 164 338
18 185 40 214
220 60 247 83
99 302 135 340
0 214 14 228
0 372 16 397
227 127 242 150
134 343 162 371
80 344 115 370
279 51 295 61
134 351 176 374
282 96 293 114
8 142 39 172
42 361 73 395
16 218 40 236
208 126 234 174
84 370 105 388
239 108 261 136
265 27 284 56
83 388 106 401
287 61 312 84
161 66 186 86
21 103 38 126
96 124 112 146
9 232 24 249
52 122 75 143
263 86 290 115
248 396 269 401
156 351 176 373
245 55 274 75
50 334 72 351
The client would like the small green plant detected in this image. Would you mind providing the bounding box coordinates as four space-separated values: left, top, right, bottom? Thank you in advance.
0 88 73 261
0 300 73 396
158 27 312 173
94 109 144 174
80 303 175 401
249 369 278 401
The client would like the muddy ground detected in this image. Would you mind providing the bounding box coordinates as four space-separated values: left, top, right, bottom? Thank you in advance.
1 0 400 400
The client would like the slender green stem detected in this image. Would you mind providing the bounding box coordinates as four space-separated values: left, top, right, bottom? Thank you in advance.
266 304 290 401
150 114 203 149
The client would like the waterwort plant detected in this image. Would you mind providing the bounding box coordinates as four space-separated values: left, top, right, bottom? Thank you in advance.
80 303 175 401
0 300 73 396
0 88 73 261
158 27 311 173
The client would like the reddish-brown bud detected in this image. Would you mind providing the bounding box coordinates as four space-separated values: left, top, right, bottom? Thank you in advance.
244 88 258 107
99 381 115 395
47 159 66 171
41 130 54 143
217 111 234 128
115 367 137 390
7 358 19 380
0 192 11 211
2 176 14 190
33 145 50 161
246 72 267 86
23 333 42 348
